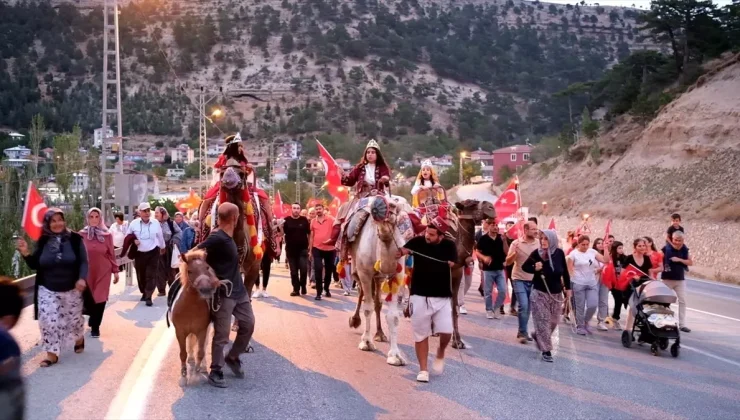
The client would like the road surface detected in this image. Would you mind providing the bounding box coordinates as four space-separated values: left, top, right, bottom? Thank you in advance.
12 264 740 419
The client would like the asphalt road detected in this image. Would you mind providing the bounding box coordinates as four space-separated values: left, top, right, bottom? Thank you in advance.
13 263 740 420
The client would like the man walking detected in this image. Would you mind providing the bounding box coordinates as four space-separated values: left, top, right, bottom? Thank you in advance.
309 203 336 300
283 203 311 296
662 231 693 332
197 203 255 388
505 221 540 343
401 220 459 383
504 220 517 315
475 218 509 319
127 202 165 306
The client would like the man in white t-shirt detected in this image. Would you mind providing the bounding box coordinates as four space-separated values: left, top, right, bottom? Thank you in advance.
566 235 607 335
127 202 165 306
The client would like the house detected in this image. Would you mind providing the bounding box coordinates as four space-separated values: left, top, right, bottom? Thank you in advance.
122 161 136 171
280 141 300 159
124 151 146 162
273 167 288 181
207 143 222 157
38 181 62 202
430 155 453 174
491 145 532 183
146 150 166 164
70 172 89 194
40 148 55 160
3 146 31 160
93 127 114 148
335 158 352 171
468 148 494 179
166 167 186 181
304 158 322 173
170 144 195 164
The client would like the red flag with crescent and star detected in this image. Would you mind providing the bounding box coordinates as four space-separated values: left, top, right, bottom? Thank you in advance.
316 139 349 203
273 190 290 218
22 181 48 240
494 178 520 220
548 217 556 230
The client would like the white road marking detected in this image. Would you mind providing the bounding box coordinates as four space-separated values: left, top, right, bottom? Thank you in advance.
687 277 740 289
687 308 740 322
682 345 740 369
105 316 174 420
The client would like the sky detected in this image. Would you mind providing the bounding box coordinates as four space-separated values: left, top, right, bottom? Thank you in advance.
544 0 733 9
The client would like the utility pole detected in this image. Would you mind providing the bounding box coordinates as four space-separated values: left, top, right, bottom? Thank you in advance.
295 154 301 204
198 89 208 193
100 0 124 221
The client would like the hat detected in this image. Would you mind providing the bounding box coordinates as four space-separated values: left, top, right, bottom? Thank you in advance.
138 202 151 211
225 133 243 145
365 139 380 151
420 159 432 168
429 216 448 233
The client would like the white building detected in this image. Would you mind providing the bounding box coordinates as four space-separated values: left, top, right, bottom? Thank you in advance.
94 127 114 148
281 141 299 159
71 172 89 194
166 167 186 181
3 146 31 159
170 144 195 164
273 168 288 181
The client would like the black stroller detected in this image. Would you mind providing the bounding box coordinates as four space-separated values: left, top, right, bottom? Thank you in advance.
621 276 680 357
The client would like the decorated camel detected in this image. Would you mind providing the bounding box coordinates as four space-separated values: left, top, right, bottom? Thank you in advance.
347 195 412 366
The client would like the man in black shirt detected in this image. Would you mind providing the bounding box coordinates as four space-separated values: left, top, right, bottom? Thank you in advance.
283 203 311 296
197 203 254 388
401 222 458 383
475 218 510 319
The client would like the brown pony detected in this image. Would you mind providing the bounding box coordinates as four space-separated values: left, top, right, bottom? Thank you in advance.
171 250 221 386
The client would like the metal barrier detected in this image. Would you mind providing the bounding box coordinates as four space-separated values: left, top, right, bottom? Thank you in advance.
12 248 135 308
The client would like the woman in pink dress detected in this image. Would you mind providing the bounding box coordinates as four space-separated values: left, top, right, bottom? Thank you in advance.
80 208 119 338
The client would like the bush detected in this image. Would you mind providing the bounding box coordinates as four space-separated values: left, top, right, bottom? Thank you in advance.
531 136 566 162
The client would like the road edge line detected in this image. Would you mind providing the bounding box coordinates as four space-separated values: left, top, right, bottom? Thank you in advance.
687 308 740 322
682 344 740 369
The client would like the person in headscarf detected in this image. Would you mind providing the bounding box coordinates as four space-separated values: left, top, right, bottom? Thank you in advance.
16 208 88 367
522 229 570 363
411 159 443 208
174 212 195 253
154 206 181 296
79 208 119 338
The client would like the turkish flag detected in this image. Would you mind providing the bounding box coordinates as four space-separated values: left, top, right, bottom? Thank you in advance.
548 217 556 230
494 179 520 219
601 260 616 289
273 191 290 218
616 264 648 291
506 220 524 240
316 140 349 203
22 181 48 241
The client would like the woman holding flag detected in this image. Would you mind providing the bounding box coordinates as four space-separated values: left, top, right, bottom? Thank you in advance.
621 238 661 332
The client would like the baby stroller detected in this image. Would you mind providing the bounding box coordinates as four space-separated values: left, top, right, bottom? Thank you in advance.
621 276 680 357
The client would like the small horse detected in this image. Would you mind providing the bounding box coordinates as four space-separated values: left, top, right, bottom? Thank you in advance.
171 250 221 386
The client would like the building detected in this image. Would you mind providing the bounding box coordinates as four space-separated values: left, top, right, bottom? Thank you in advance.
70 172 89 194
430 155 453 174
335 158 352 171
40 147 55 160
37 181 63 202
124 151 146 162
491 145 532 183
273 167 288 181
468 148 494 179
170 144 195 164
94 127 114 148
166 167 186 181
281 141 300 159
146 150 166 164
3 146 31 160
304 158 322 173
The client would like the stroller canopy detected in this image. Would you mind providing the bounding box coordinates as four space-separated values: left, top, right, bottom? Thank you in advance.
638 281 678 305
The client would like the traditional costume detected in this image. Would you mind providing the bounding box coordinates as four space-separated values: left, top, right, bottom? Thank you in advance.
411 159 444 209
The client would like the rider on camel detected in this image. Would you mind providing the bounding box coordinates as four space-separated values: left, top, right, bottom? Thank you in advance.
411 159 444 209
324 139 391 247
204 133 275 256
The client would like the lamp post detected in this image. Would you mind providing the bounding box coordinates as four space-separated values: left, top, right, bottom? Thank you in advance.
459 151 466 186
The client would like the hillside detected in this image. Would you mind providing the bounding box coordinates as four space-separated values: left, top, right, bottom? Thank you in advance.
0 0 653 156
519 52 740 223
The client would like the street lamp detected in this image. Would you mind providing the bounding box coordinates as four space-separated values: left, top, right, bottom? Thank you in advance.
210 109 223 118
459 151 466 186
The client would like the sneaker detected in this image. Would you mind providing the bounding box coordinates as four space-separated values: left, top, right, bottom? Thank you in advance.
516 332 530 344
614 320 623 331
416 370 430 382
324 291 332 298
208 370 227 388
499 307 506 315
542 352 554 363
315 295 322 301
584 325 593 335
486 311 494 319
343 291 350 296
224 356 245 378
261 290 269 298
432 358 445 374
509 308 518 316
290 291 299 297
252 290 262 299
576 327 587 336
596 322 608 331
459 305 468 315
300 287 307 295
493 312 502 320
90 328 100 338
680 326 691 333
145 299 153 307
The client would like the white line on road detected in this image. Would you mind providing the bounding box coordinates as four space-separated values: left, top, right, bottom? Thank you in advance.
687 308 740 322
105 316 174 420
688 277 740 289
682 345 740 369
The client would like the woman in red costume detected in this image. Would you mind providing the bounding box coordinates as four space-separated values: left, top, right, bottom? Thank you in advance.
325 139 391 246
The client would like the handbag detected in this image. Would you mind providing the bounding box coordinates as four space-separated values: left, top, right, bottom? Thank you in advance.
171 245 181 268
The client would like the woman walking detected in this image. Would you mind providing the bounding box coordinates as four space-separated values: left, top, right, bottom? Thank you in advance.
593 238 609 331
567 235 607 335
607 241 628 329
522 230 570 362
80 208 119 338
623 238 661 331
644 236 663 279
16 209 88 367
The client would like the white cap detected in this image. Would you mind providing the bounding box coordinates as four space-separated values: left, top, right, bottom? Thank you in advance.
138 202 151 211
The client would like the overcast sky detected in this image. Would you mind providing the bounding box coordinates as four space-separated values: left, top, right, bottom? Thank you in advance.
543 0 733 9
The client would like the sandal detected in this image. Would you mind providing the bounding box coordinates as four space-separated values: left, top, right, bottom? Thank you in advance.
40 357 58 367
74 338 85 354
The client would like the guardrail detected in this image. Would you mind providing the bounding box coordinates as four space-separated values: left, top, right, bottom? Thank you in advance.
12 248 135 308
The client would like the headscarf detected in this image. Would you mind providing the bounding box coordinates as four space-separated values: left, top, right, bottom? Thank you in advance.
81 207 109 243
42 208 71 256
538 229 559 271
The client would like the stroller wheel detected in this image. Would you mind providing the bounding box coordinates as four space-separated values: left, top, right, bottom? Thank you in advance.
621 331 632 348
659 338 669 350
670 343 680 358
650 343 659 356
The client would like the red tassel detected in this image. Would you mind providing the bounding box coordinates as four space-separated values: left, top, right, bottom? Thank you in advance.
396 263 402 273
385 293 392 302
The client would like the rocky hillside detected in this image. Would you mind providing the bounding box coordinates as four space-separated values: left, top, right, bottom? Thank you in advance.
0 0 653 155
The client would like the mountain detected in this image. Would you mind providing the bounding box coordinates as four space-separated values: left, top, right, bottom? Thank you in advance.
0 0 654 159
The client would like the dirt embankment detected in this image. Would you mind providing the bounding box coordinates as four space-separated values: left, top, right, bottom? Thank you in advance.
520 54 740 283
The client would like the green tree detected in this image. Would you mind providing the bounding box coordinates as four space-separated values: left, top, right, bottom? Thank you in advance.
439 160 482 187
53 125 83 199
280 32 294 54
581 107 599 140
29 114 45 176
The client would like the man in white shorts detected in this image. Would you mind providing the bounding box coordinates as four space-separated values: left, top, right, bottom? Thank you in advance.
401 220 459 383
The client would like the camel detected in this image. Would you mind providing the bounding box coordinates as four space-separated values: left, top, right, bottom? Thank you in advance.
449 199 496 349
171 250 222 386
348 195 409 366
